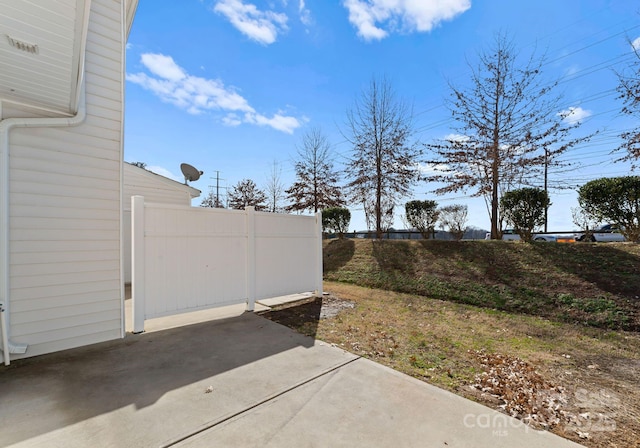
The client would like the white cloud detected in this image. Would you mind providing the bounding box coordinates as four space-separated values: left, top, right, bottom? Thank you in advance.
299 0 312 26
222 113 243 127
418 162 449 175
343 0 387 40
632 36 640 51
127 53 302 133
214 0 288 45
559 106 592 125
444 133 470 143
244 111 303 133
140 53 186 81
146 166 182 182
343 0 471 41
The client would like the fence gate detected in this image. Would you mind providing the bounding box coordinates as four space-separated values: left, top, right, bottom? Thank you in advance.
131 196 322 333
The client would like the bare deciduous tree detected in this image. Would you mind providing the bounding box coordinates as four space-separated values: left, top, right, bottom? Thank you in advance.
439 204 468 241
571 206 598 240
362 194 395 234
616 40 640 166
286 127 344 213
427 33 592 239
228 179 267 211
344 76 422 238
200 190 225 208
265 161 286 213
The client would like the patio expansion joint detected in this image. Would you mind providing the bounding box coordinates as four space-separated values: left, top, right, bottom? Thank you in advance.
159 354 362 448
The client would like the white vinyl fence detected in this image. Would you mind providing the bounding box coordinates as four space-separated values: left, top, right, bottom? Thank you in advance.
131 196 322 333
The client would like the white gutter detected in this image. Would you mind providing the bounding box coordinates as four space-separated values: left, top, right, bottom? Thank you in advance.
119 0 127 338
0 83 87 366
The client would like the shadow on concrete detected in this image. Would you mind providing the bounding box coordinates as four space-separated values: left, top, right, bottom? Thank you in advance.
0 312 320 446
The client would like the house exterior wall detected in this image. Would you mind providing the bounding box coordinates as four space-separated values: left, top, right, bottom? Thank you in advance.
4 0 124 361
122 164 196 211
122 164 199 283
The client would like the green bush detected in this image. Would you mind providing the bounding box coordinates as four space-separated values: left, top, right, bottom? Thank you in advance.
578 176 640 242
322 207 351 238
405 200 439 239
500 188 550 242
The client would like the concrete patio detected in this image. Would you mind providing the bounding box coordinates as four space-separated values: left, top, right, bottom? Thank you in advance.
0 305 582 448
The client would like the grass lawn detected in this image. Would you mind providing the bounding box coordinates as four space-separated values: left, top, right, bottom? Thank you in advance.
260 239 640 447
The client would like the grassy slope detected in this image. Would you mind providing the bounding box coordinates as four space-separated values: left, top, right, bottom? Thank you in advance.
324 239 640 330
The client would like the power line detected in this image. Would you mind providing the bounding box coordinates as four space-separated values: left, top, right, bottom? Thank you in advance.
407 23 640 136
207 170 228 207
546 24 640 66
411 22 639 119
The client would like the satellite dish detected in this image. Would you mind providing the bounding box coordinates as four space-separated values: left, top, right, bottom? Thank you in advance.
180 163 203 184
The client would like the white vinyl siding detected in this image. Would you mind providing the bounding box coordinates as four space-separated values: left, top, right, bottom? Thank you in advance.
6 0 124 360
0 0 82 114
122 164 197 211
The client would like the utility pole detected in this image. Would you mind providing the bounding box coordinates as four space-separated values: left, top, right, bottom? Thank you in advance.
543 148 548 233
208 171 226 208
214 171 220 205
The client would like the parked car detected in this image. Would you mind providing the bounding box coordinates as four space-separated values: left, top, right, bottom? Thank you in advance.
485 229 557 242
574 224 626 242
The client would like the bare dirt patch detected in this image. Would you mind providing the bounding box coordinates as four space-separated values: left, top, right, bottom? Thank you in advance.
258 293 354 337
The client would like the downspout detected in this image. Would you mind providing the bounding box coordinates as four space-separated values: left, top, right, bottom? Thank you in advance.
0 82 87 365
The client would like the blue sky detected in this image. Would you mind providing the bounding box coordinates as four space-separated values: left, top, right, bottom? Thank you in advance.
125 0 640 232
